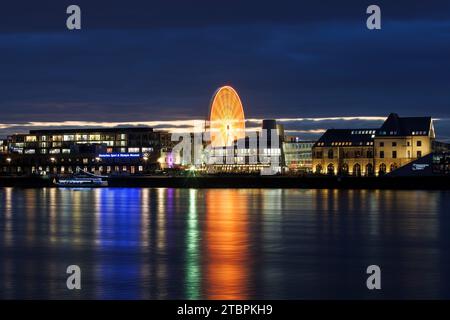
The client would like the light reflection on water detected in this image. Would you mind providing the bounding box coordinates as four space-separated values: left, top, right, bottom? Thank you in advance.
0 187 449 299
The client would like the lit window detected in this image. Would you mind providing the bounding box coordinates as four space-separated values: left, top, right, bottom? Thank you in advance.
63 135 74 141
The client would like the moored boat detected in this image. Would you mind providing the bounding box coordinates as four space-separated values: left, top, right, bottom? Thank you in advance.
53 168 108 187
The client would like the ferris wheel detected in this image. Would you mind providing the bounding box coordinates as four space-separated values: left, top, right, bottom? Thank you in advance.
209 86 246 147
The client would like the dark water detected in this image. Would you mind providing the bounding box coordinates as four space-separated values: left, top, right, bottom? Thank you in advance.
0 187 449 299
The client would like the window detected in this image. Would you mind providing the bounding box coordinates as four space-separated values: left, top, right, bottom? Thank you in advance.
116 141 127 147
379 142 384 147
89 134 101 141
76 134 88 141
407 141 410 146
379 163 386 175
392 151 397 159
128 147 140 153
392 142 397 147
315 164 322 174
380 151 384 158
366 163 374 176
25 136 37 142
327 149 333 159
417 151 422 158
63 135 74 141
327 163 334 175
417 140 422 147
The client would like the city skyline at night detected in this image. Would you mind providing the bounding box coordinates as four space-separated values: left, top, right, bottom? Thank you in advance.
2 0 450 307
1 1 450 142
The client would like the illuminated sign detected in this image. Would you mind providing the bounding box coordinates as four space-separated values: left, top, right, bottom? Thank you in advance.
412 163 429 171
98 153 141 158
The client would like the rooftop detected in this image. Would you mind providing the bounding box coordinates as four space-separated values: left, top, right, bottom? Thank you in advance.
314 129 376 147
28 127 155 135
377 113 432 137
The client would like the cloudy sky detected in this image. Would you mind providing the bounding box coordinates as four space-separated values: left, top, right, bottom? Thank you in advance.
0 1 449 140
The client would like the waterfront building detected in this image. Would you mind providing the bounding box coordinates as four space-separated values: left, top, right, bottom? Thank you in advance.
283 136 315 173
1 127 170 175
312 113 437 176
206 119 284 174
311 129 376 176
374 113 434 175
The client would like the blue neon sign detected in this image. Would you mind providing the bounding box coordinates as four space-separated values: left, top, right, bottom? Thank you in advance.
98 153 141 158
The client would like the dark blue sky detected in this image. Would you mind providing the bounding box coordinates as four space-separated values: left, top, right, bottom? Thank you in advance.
0 1 450 140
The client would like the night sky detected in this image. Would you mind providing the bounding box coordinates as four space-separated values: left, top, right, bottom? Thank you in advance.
1 1 449 140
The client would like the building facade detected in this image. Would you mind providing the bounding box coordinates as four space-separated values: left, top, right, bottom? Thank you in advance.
373 113 435 175
0 127 170 175
206 120 284 174
312 129 376 176
312 113 436 176
283 136 314 173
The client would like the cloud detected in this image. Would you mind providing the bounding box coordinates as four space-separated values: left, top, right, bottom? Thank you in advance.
1 116 445 140
0 1 449 140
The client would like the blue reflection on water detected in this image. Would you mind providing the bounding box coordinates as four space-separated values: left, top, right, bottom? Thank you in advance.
0 188 450 299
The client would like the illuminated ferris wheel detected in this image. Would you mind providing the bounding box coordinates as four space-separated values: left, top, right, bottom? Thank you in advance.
209 86 246 147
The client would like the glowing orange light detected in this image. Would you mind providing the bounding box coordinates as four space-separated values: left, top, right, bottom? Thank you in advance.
209 86 245 147
205 190 249 299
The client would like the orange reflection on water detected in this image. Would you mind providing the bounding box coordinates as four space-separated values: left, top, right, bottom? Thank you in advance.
204 190 249 299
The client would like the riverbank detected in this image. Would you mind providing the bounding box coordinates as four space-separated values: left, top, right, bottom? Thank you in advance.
0 175 448 189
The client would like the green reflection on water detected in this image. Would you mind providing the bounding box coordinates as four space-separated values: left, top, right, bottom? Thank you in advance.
185 189 201 299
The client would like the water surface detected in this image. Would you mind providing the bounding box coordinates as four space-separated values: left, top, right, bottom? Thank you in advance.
0 188 449 299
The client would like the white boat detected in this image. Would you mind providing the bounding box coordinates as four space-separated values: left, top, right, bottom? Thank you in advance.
53 168 108 187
